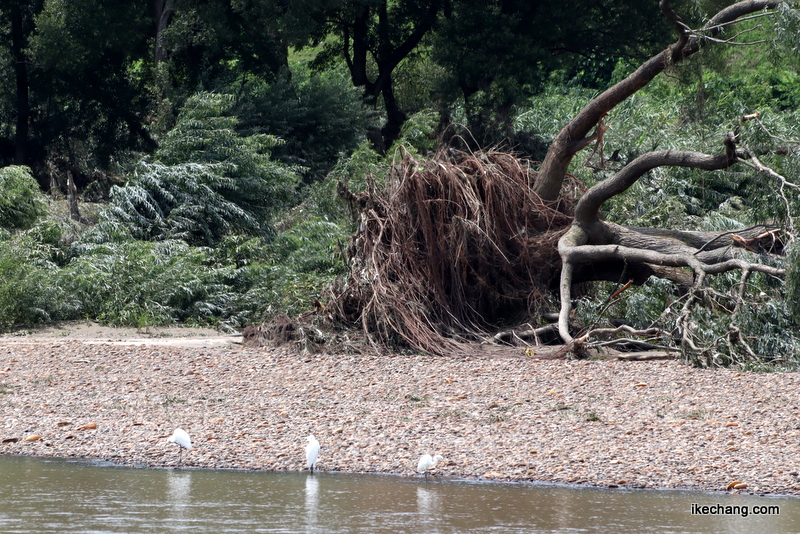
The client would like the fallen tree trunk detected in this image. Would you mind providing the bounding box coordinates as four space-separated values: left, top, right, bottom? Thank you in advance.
320 0 796 363
557 136 787 352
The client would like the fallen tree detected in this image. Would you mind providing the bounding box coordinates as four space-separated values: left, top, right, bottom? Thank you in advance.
319 0 800 363
327 149 578 354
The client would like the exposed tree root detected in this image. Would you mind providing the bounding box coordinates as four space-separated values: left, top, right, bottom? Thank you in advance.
325 148 579 355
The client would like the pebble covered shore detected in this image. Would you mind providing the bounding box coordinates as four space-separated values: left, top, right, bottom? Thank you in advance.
2 337 800 496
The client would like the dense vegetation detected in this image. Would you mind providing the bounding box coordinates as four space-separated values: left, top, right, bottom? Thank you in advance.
1 0 799 366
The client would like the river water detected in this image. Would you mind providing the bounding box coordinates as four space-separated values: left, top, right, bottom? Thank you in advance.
0 455 798 533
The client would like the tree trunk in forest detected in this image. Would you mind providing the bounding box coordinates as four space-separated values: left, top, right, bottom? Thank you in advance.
379 77 408 153
10 4 30 166
342 0 441 152
153 0 174 71
66 171 82 223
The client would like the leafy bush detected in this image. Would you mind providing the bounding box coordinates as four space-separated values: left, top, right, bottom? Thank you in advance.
0 215 346 330
234 68 372 183
0 166 46 230
0 225 85 327
63 239 219 326
106 92 300 245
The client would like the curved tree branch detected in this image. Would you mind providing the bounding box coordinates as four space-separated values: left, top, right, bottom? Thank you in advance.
533 0 780 202
556 129 787 346
574 143 739 228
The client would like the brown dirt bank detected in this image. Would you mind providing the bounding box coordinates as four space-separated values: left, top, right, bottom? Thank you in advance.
1 336 799 497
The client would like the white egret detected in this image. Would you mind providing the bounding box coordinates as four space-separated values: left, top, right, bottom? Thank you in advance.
417 454 443 480
167 428 192 464
306 435 320 473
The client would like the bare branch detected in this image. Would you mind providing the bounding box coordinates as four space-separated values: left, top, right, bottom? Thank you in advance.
749 114 800 148
697 25 768 46
492 324 558 345
575 324 670 344
704 10 776 31
741 147 799 238
574 145 738 227
534 0 781 202
678 271 706 360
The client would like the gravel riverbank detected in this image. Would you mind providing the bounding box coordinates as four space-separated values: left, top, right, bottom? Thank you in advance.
2 335 800 497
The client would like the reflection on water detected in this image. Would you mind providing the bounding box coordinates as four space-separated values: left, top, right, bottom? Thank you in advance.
416 486 436 515
0 455 798 533
167 470 192 524
305 474 319 531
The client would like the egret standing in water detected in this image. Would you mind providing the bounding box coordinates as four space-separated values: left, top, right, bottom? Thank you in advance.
167 428 192 465
306 435 320 473
417 454 443 480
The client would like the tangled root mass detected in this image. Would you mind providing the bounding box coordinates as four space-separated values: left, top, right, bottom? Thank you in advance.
325 149 580 355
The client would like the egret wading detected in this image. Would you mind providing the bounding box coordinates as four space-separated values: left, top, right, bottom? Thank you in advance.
417 454 443 480
306 435 320 473
167 428 192 464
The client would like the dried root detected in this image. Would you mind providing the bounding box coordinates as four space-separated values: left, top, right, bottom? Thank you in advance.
325 148 579 355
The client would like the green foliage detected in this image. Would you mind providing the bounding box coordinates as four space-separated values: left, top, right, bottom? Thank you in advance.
397 110 439 155
106 92 299 245
0 169 348 330
64 240 218 327
0 226 344 330
105 162 261 244
0 166 45 230
433 0 670 147
0 87 348 330
775 2 800 58
213 216 348 325
514 84 599 152
0 232 66 327
234 67 372 183
784 245 800 322
26 0 154 166
515 56 800 233
266 219 344 275
683 267 797 366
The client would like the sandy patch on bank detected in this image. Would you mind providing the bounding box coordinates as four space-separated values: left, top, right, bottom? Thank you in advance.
0 321 242 348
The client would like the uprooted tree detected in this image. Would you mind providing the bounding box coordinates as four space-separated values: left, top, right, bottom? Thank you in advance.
320 0 800 363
